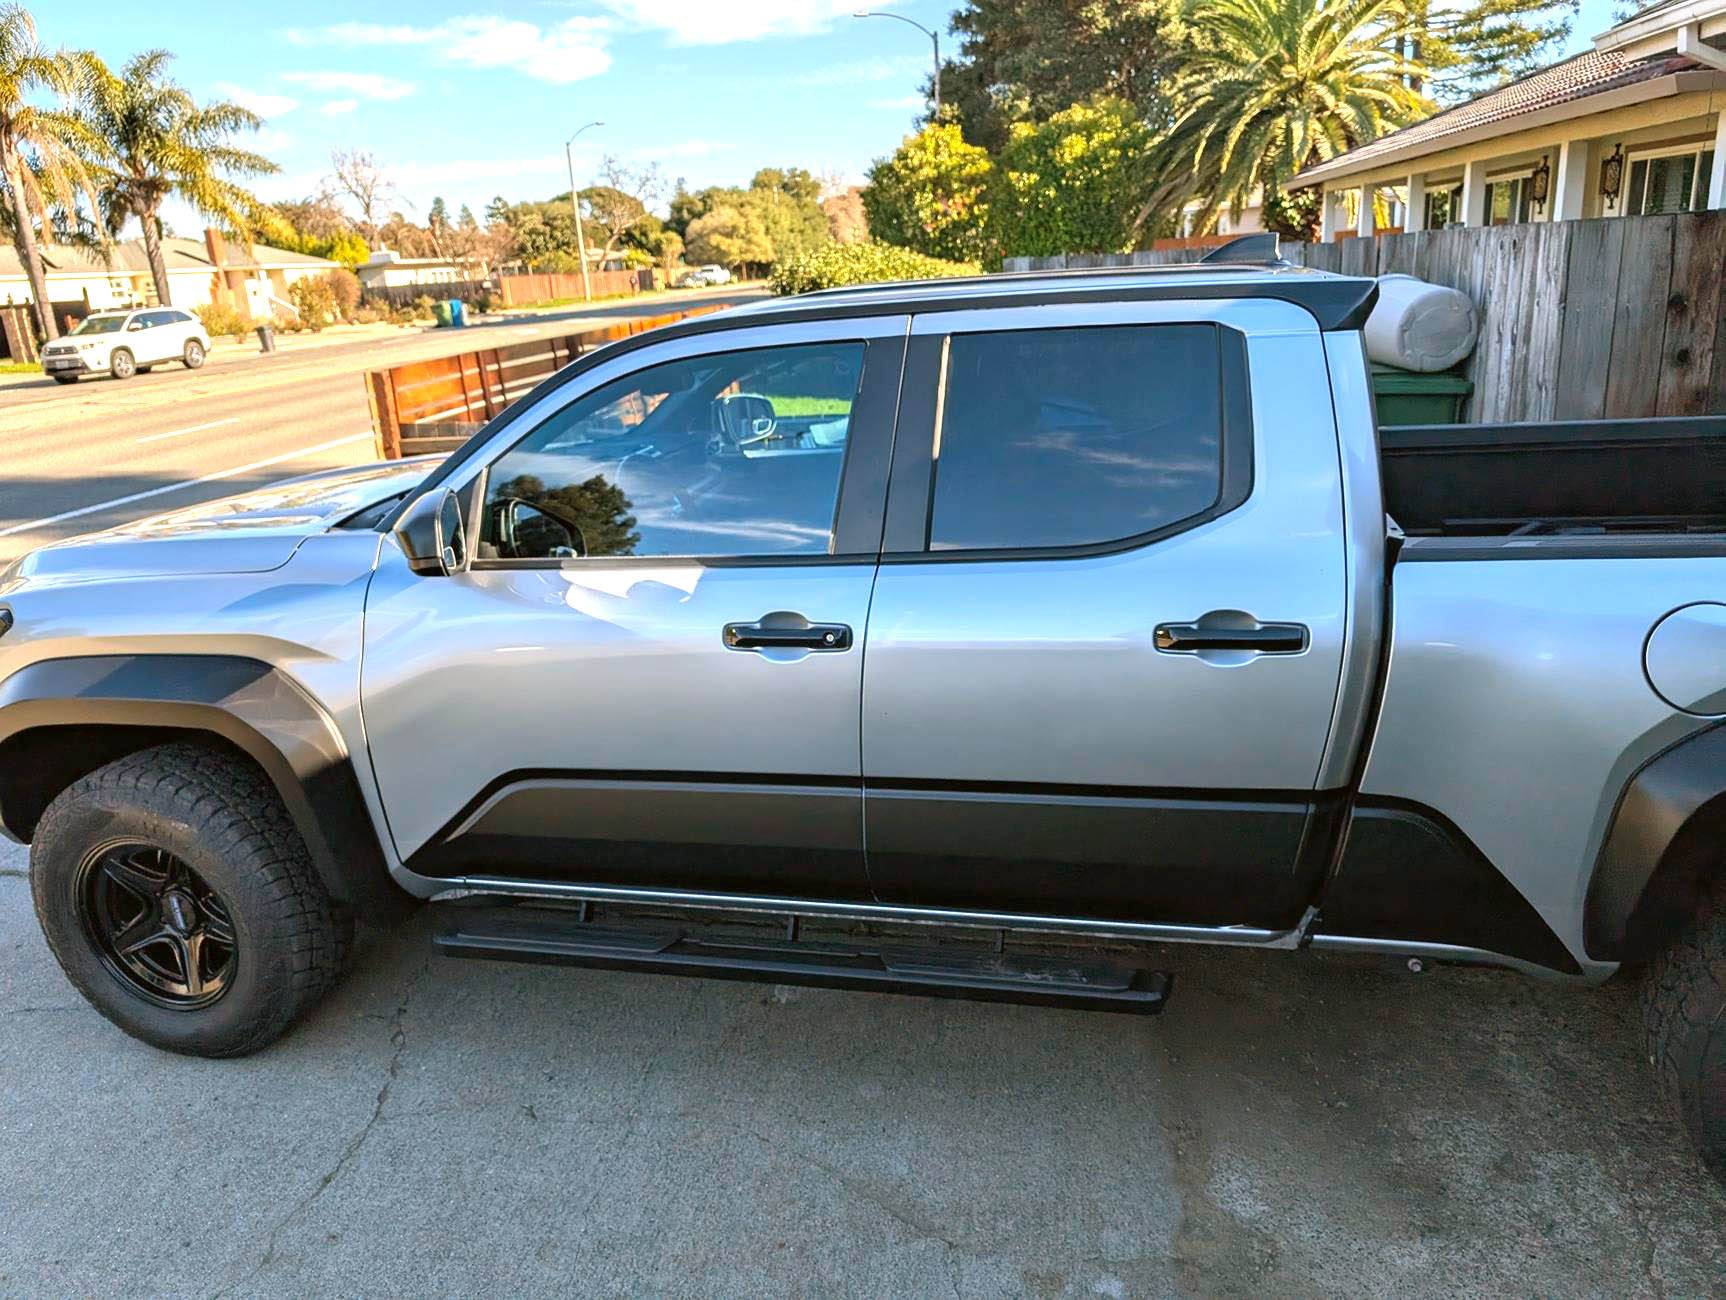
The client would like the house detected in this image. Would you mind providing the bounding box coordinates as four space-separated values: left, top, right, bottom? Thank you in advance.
356 248 480 291
1293 0 1726 239
1176 188 1265 238
0 230 337 326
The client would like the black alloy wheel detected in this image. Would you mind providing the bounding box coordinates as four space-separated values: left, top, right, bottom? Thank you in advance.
76 842 237 1009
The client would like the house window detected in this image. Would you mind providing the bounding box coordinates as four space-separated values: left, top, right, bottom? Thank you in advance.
1625 145 1716 215
1424 184 1460 229
1485 176 1533 225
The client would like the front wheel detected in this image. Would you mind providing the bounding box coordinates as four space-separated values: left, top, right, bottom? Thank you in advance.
1643 876 1726 1182
52 374 77 385
183 339 206 369
30 744 352 1057
108 348 136 380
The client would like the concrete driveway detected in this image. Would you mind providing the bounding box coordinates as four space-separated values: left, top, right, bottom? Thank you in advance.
2 833 1722 1298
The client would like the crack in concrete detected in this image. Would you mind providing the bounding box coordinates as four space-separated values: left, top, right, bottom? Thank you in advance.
1 1003 85 1016
0 868 29 879
207 955 432 1300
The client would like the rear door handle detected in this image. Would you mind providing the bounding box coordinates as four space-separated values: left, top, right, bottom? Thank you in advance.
724 619 853 652
1154 621 1308 654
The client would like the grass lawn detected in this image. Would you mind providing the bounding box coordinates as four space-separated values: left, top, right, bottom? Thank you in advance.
767 397 852 417
0 361 41 375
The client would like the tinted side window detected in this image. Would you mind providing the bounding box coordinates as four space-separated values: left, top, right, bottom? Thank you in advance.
929 324 1225 552
480 341 865 560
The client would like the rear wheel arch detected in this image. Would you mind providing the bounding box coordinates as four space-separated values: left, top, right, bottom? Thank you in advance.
1587 723 1726 963
0 656 409 918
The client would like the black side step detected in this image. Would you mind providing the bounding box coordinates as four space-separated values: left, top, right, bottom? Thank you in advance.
435 908 1172 1015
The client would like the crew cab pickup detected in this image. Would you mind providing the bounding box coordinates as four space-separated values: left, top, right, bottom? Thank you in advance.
3 266 1723 1178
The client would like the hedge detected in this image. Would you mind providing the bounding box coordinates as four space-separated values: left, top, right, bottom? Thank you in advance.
769 242 980 296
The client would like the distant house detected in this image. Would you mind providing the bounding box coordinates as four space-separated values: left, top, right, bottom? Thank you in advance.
357 248 480 291
0 230 336 326
1293 0 1726 239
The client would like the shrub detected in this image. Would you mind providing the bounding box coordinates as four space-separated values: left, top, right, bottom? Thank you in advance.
324 269 362 317
769 242 979 296
289 276 339 330
195 302 251 340
351 305 386 325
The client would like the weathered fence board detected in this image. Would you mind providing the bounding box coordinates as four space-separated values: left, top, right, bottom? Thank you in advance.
365 304 730 459
1004 213 1726 422
361 279 494 310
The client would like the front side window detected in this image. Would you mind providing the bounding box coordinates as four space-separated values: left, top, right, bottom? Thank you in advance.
71 315 127 335
929 324 1226 552
479 340 865 560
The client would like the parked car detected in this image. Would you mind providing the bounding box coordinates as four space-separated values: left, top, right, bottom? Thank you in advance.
40 307 210 383
677 264 732 288
3 266 1725 1181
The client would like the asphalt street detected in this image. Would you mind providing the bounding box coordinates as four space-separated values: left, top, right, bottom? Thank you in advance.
0 287 759 560
3 839 1723 1298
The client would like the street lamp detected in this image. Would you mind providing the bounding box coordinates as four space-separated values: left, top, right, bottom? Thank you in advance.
854 11 940 115
565 121 604 302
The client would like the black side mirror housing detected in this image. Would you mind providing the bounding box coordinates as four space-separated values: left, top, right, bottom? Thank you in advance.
395 488 469 576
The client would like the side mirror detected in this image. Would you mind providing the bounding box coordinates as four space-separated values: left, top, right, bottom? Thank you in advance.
394 488 469 576
490 497 585 559
127 320 146 331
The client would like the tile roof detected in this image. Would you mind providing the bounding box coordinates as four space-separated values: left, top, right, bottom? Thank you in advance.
1295 49 1705 185
0 236 335 280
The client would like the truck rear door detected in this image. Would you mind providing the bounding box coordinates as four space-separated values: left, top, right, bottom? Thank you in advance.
860 299 1351 929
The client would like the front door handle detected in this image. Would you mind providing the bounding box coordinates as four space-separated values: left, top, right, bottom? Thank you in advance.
724 619 853 652
1155 621 1308 654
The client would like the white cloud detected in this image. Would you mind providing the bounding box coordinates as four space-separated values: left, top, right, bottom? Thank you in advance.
212 82 299 118
869 94 926 110
793 54 926 87
292 16 611 84
281 71 417 101
320 99 360 116
251 127 295 152
597 0 890 45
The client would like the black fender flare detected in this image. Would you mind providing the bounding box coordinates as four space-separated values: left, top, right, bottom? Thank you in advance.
1587 722 1726 962
0 655 406 915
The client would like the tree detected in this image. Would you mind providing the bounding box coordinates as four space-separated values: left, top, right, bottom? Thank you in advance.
821 186 868 244
493 474 639 557
993 97 1155 256
685 204 773 273
1398 0 1573 100
329 149 392 248
83 50 277 307
0 3 102 340
578 157 664 265
1145 0 1428 236
941 0 1190 153
862 124 996 264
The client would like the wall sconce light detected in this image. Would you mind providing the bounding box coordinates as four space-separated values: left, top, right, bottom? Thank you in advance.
1529 154 1551 212
1600 144 1624 209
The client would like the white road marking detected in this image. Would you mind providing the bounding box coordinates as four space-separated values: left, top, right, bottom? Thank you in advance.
134 417 240 445
0 430 374 538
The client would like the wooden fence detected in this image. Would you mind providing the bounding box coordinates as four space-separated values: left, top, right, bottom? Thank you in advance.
365 304 729 459
361 279 493 310
498 269 653 307
1004 212 1726 422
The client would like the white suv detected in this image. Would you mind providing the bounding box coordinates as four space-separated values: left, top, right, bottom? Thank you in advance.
41 308 211 384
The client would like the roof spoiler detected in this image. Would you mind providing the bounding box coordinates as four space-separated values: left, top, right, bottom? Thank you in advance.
1198 233 1284 266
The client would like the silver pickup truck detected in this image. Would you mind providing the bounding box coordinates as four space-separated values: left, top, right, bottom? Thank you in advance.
3 266 1723 1180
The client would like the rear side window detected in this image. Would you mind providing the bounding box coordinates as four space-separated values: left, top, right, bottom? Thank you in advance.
929 324 1227 552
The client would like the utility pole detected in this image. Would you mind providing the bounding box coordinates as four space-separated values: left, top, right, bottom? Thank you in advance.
853 11 940 116
564 121 604 302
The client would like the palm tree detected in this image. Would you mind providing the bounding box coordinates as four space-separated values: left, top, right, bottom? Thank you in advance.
1142 0 1429 236
81 50 277 307
0 3 102 341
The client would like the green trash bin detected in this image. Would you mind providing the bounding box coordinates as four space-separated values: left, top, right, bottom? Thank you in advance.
1371 363 1474 426
432 300 454 328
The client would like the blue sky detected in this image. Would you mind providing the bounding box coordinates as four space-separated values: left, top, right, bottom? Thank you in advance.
45 0 1621 237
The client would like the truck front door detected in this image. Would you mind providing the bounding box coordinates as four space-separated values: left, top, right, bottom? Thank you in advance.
860 300 1352 930
361 316 907 903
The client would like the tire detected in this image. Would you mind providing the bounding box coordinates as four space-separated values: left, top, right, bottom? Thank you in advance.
108 348 135 380
1642 874 1726 1181
30 743 352 1058
52 375 77 385
183 339 206 369
136 364 154 374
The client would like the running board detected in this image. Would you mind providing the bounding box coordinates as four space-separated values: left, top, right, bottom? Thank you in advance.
435 907 1172 1014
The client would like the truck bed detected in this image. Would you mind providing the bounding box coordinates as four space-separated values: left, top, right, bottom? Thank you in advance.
1380 415 1726 541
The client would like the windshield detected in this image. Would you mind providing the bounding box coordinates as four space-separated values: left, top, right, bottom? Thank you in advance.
71 315 128 335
